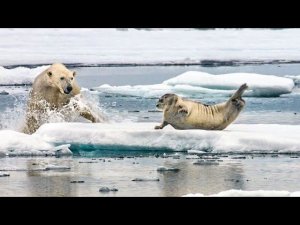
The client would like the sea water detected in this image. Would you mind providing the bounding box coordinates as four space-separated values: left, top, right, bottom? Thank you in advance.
1 64 300 196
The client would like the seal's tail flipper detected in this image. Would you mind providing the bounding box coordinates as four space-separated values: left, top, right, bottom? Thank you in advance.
229 83 248 100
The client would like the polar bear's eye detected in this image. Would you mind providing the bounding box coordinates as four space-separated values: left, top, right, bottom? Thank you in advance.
60 77 65 80
71 77 74 80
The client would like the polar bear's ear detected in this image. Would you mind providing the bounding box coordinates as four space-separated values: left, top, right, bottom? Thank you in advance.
73 71 76 77
47 71 53 77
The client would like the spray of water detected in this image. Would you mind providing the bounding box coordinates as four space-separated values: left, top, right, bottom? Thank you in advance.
0 88 107 132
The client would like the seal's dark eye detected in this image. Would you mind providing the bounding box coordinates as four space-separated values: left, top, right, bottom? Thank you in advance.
60 77 64 80
71 77 74 80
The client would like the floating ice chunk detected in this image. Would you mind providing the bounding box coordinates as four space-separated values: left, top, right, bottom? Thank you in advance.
157 166 180 172
183 189 300 197
186 155 200 159
172 153 181 159
99 187 110 192
132 177 160 181
99 187 118 192
164 71 294 93
193 160 219 165
0 90 9 95
187 150 206 154
0 173 10 177
184 193 206 197
231 156 247 159
53 144 72 156
0 168 46 172
45 165 71 171
95 71 294 98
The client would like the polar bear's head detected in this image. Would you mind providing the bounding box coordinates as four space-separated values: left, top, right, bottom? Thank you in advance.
46 63 77 94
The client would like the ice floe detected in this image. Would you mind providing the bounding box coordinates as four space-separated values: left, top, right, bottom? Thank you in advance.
183 189 300 197
0 65 49 86
99 187 118 192
2 122 300 156
0 130 72 156
132 177 160 181
157 166 180 172
95 71 295 98
35 122 300 154
0 173 10 177
285 75 300 85
45 165 71 170
1 29 300 65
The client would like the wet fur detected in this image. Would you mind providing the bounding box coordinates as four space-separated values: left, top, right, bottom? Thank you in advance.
22 63 101 134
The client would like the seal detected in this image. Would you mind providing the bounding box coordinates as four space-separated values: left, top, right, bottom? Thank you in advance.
155 83 248 130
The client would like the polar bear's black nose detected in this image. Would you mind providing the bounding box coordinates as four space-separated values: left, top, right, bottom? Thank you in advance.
67 86 73 92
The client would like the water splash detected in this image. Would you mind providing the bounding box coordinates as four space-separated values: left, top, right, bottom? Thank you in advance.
0 88 107 132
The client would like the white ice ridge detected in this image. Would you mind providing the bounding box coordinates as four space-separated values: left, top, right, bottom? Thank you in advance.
34 122 300 153
2 29 300 65
96 71 295 97
0 65 49 85
183 189 300 197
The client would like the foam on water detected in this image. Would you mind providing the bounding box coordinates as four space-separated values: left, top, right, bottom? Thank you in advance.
95 71 295 98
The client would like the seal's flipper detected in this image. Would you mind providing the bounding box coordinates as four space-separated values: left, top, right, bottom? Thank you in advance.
177 105 189 116
155 121 169 130
229 83 248 100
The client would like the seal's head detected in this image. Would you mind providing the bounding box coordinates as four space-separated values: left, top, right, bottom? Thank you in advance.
156 93 178 110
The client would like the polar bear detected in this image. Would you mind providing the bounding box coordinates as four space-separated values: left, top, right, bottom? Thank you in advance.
22 63 103 134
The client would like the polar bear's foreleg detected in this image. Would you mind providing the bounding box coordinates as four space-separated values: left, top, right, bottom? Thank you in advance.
80 109 98 123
